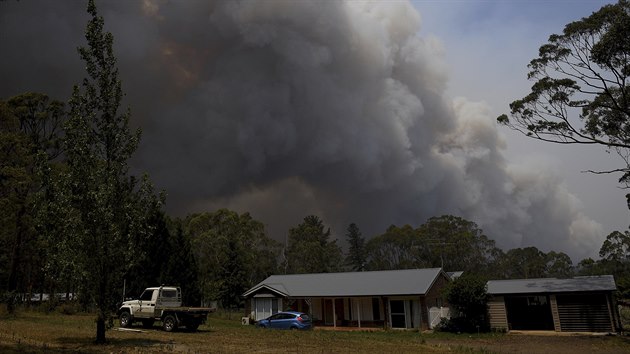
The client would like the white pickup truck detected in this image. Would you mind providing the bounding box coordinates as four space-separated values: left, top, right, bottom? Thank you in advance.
117 286 213 332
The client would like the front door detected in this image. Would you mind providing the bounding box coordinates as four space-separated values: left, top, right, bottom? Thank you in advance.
324 299 334 325
335 299 344 325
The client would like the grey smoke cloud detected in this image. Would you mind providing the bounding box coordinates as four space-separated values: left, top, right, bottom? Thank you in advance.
0 0 603 259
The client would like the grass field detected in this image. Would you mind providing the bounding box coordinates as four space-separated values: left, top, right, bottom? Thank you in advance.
1 309 630 353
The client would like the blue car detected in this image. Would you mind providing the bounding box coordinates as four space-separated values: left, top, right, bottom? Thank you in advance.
257 311 312 330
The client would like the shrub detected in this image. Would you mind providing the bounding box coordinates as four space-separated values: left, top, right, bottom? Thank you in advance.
443 274 490 333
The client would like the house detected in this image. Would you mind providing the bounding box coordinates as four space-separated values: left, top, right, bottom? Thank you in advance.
487 275 620 332
242 268 452 330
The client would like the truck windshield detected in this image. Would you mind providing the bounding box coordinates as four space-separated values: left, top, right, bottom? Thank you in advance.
139 290 154 301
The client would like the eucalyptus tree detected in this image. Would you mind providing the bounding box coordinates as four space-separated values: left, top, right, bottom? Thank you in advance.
187 209 281 309
498 0 630 189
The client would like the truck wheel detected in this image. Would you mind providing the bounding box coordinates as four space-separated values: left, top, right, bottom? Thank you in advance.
163 314 177 332
119 311 132 328
141 319 155 329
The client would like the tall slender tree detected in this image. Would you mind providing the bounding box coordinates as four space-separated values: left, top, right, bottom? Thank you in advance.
345 223 366 271
63 0 159 343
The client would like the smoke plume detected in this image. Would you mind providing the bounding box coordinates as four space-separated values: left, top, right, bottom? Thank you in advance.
0 0 604 259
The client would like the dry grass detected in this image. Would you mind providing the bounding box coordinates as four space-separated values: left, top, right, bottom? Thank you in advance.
0 309 443 353
1 308 630 353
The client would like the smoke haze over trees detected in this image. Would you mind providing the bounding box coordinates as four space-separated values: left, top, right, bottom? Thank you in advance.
5 1 630 341
0 0 610 261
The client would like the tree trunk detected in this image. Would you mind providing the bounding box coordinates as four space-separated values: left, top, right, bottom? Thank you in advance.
95 311 106 344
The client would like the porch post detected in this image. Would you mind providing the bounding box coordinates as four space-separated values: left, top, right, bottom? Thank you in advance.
333 298 337 328
356 298 361 328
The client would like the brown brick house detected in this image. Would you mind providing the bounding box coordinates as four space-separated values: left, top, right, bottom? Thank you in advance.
242 268 452 330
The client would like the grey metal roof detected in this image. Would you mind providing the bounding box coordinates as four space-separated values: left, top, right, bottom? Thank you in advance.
487 275 616 295
243 268 444 298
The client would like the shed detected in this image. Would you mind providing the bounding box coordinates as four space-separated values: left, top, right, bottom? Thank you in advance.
487 275 620 332
243 268 451 330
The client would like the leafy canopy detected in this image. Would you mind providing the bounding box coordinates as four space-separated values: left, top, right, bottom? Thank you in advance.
498 0 630 183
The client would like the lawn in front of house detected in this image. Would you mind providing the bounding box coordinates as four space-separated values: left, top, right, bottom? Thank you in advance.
1 308 630 353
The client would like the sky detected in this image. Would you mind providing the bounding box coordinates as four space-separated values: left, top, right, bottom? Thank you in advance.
0 0 627 261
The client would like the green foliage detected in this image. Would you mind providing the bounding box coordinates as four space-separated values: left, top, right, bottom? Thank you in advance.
497 247 573 279
417 216 502 274
440 274 489 333
544 251 574 278
345 223 366 271
365 224 426 270
285 215 343 274
364 215 503 275
498 0 630 184
579 230 630 298
60 0 161 343
160 219 201 306
0 93 65 313
600 230 630 262
186 209 281 308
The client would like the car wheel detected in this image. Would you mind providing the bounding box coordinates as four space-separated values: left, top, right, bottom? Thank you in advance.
290 326 298 330
163 314 177 332
119 311 132 328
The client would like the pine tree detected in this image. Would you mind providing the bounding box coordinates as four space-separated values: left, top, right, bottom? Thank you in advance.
345 223 366 271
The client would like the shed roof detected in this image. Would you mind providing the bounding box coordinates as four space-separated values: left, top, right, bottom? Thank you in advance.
243 268 445 298
487 275 616 295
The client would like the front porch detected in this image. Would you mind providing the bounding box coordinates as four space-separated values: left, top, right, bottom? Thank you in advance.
249 296 448 331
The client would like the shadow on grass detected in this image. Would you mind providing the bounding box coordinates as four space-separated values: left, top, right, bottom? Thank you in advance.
0 342 102 353
57 336 169 347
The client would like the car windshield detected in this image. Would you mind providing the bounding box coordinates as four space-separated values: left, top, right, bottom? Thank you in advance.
299 314 310 321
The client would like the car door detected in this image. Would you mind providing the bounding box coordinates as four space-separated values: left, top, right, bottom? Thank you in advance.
276 313 294 329
267 313 283 329
136 289 155 318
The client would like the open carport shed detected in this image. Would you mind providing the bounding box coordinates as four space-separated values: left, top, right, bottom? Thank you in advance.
487 275 620 332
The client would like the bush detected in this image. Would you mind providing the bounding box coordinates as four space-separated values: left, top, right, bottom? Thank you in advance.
442 274 490 333
435 317 486 334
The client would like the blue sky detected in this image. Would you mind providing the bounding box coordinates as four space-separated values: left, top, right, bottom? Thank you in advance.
411 0 628 236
